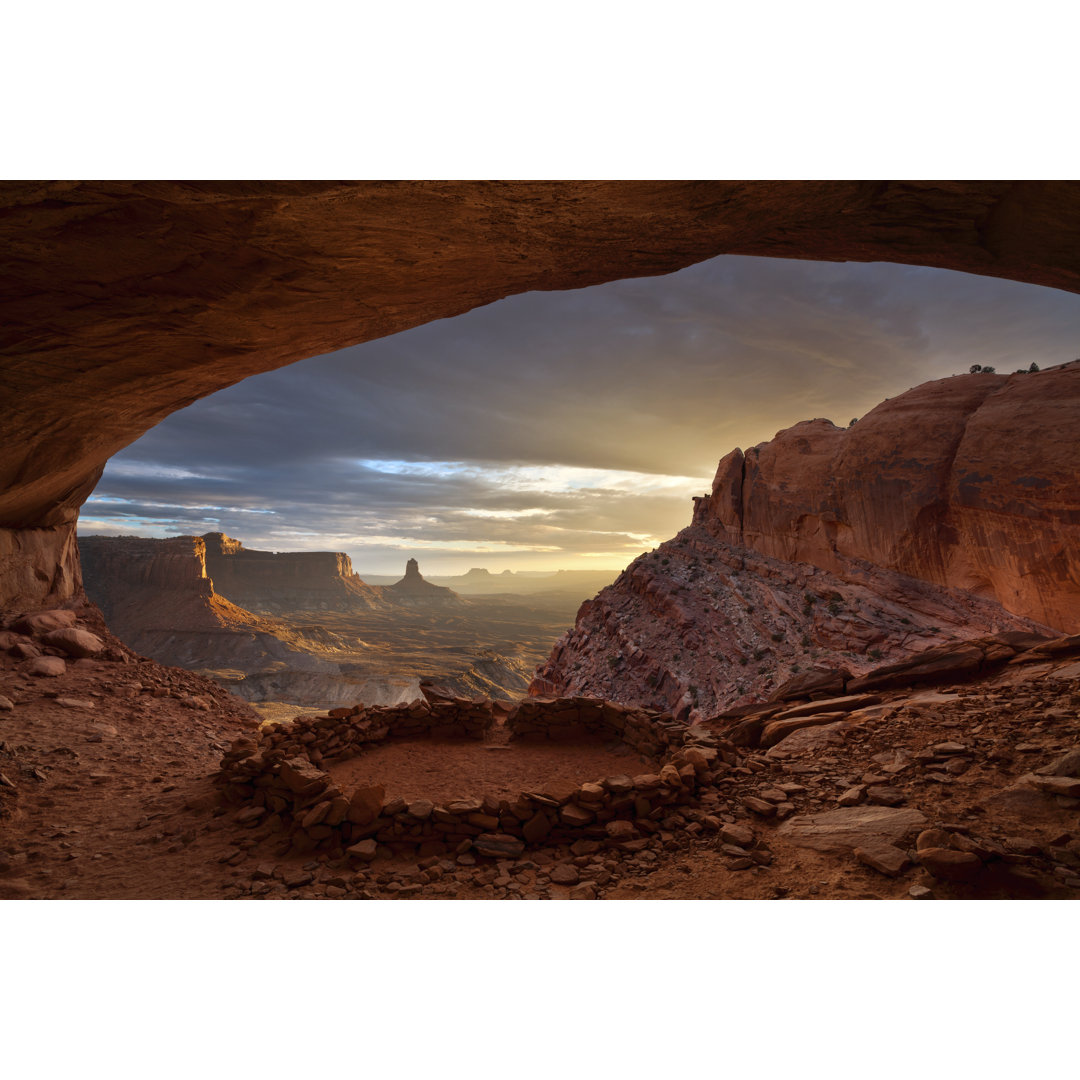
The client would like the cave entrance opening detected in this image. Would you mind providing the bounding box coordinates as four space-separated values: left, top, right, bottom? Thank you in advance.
74 254 1080 712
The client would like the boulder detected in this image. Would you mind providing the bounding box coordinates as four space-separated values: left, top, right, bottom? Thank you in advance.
27 655 65 677
918 848 982 882
473 834 525 859
42 627 104 659
760 712 847 748
777 806 928 853
346 784 385 825
12 610 77 636
854 842 911 877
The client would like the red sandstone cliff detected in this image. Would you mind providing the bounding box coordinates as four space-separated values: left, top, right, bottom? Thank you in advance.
78 535 336 674
201 533 387 614
5 181 1080 611
699 363 1080 631
531 366 1078 718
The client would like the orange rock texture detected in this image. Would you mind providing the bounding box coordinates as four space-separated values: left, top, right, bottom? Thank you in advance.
78 534 323 672
700 365 1080 631
531 369 1079 718
4 180 1080 607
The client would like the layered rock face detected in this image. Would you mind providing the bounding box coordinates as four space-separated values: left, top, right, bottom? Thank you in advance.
201 533 385 614
79 535 331 674
700 363 1080 631
532 368 1077 719
5 180 1080 609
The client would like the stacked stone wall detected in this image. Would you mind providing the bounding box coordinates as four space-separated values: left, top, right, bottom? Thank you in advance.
507 696 686 758
215 695 736 860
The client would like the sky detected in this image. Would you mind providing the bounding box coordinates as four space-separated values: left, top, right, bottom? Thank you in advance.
78 254 1080 575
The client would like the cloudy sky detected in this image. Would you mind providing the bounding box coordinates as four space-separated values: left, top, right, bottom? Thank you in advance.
78 254 1080 575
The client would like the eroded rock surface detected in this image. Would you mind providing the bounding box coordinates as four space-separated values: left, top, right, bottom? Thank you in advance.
201 533 387 614
532 369 1078 717
79 534 331 674
4 180 1080 608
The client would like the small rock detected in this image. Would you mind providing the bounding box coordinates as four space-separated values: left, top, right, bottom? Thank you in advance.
605 819 637 841
406 798 434 820
559 804 594 827
1031 776 1080 799
12 610 77 635
27 656 66 677
719 823 755 847
918 847 982 882
569 882 598 899
1037 748 1080 778
521 812 552 844
0 695 14 711
742 796 777 818
549 863 580 886
908 885 934 900
42 627 105 659
866 785 906 807
854 842 911 877
346 839 378 862
56 697 95 710
836 785 865 807
346 784 385 826
757 786 789 803
472 834 525 859
916 828 955 851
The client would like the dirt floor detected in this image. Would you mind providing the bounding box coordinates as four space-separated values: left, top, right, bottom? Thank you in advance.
2 607 1079 901
327 725 651 804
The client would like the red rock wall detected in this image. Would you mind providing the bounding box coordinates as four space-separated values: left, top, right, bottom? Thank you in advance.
201 533 384 613
699 365 1080 631
4 180 1080 608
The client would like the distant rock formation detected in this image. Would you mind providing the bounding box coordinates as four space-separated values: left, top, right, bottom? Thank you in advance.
79 535 333 674
385 559 466 607
531 367 1078 720
201 533 386 614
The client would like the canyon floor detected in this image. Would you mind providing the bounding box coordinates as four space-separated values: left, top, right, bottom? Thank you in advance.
3 608 1078 901
198 588 604 713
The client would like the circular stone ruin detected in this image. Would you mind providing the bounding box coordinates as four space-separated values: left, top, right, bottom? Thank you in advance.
215 693 732 862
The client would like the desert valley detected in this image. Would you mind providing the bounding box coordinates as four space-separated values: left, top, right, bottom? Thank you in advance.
3 181 1080 904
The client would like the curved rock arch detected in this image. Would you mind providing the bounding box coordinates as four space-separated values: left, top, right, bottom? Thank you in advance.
3 180 1080 608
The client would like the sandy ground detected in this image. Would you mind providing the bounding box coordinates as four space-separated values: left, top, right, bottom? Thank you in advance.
2 614 1079 901
327 727 651 803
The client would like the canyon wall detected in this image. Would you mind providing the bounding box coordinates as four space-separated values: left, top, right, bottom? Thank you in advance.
532 367 1078 719
4 180 1080 609
699 363 1080 631
79 534 334 674
201 533 386 614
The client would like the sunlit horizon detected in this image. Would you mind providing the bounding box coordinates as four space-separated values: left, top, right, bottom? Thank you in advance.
80 253 1080 576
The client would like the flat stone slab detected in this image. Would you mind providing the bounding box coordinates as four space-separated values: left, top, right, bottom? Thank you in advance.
773 694 881 721
777 806 928 853
761 712 847 748
765 720 850 759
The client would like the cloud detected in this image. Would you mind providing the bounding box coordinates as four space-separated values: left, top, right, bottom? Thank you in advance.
79 254 1080 573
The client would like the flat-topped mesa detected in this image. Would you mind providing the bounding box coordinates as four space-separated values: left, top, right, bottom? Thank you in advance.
80 535 214 615
386 558 466 607
201 532 385 614
78 534 320 672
